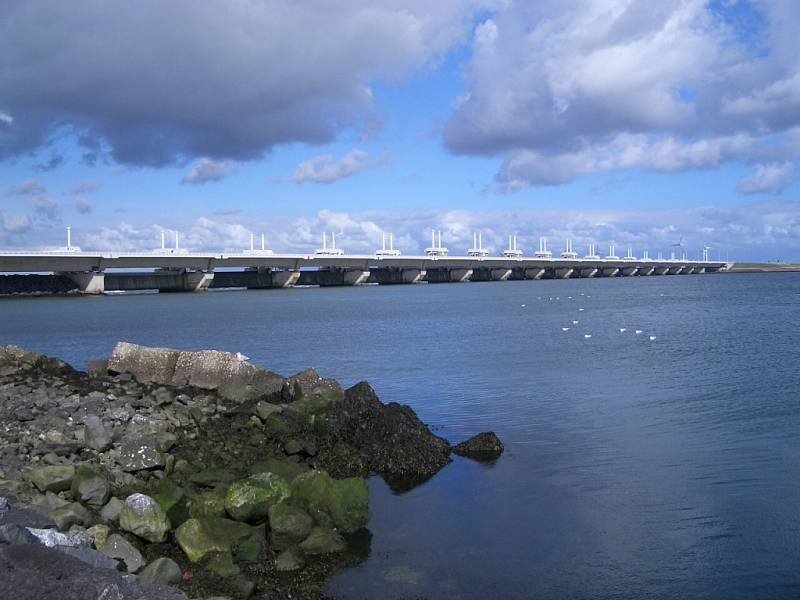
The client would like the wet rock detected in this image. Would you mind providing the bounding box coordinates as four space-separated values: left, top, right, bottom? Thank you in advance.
119 493 171 543
55 545 120 570
453 432 505 460
298 527 346 555
252 401 282 421
275 546 305 572
27 465 75 493
139 557 182 586
189 488 228 519
290 470 369 534
206 551 240 576
224 473 290 523
268 502 313 551
100 497 124 523
82 414 112 451
315 381 452 488
70 467 110 508
188 468 238 488
100 533 145 573
26 527 92 548
174 517 262 563
249 456 308 483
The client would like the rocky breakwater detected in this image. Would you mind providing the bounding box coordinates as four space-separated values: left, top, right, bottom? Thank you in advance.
0 342 503 600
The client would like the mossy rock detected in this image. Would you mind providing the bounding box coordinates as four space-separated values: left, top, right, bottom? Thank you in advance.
249 457 308 483
175 517 263 563
268 502 313 551
205 551 240 577
290 470 369 534
263 414 291 439
298 526 346 555
153 479 189 527
224 473 290 523
189 468 239 488
28 465 75 493
119 493 171 543
70 467 110 508
189 487 228 519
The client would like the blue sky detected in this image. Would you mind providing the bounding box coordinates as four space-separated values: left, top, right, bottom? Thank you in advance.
1 1 799 261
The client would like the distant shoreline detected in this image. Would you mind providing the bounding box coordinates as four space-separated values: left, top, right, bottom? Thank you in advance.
726 263 800 273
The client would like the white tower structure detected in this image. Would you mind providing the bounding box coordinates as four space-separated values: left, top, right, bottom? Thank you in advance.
605 242 619 260
425 229 449 257
243 232 274 256
63 226 81 252
315 232 345 256
623 246 636 260
560 239 578 259
584 243 600 259
467 231 489 257
534 236 552 259
503 235 523 258
376 232 401 256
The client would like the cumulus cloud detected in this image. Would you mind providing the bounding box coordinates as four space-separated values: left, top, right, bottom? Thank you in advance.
736 162 795 195
445 1 800 189
182 158 236 185
0 1 490 166
7 179 45 196
292 149 387 184
74 197 96 214
0 211 32 234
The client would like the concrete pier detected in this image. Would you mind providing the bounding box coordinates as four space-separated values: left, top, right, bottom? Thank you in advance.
621 266 639 277
600 267 620 277
554 267 574 279
525 267 546 280
63 271 105 294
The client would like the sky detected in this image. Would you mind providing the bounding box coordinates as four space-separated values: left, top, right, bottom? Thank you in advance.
1 0 799 261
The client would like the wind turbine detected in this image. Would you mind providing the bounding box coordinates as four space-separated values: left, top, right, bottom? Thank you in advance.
670 236 684 261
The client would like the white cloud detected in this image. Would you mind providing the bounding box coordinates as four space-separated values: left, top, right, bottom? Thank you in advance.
292 149 387 184
444 0 800 189
30 196 60 220
182 158 236 185
66 181 101 195
736 162 795 195
7 179 45 196
1 211 32 234
74 197 96 214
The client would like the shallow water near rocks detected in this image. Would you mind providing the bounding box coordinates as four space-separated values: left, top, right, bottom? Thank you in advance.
2 273 799 599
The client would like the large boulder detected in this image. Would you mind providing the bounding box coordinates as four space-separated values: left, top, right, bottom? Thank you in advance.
174 517 263 563
119 493 171 543
452 432 504 460
249 456 308 483
224 473 290 523
82 414 112 452
118 435 166 472
286 368 344 412
171 349 284 402
139 557 182 586
267 502 313 551
108 341 181 384
49 502 91 531
27 465 75 493
100 533 145 573
290 470 369 534
314 382 452 488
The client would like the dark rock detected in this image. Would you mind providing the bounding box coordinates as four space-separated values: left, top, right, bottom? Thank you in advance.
49 502 91 530
119 435 166 472
290 471 369 534
268 502 313 551
27 465 75 493
0 523 38 545
70 466 110 507
100 497 124 523
100 533 145 573
453 432 505 460
83 414 112 451
275 546 305 571
138 557 182 586
54 545 120 570
87 359 109 379
298 526 346 555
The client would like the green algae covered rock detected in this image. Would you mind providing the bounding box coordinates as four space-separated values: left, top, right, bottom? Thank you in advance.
28 465 75 493
70 467 110 508
190 487 228 519
119 493 171 543
298 526 346 555
224 473 290 523
175 517 263 563
290 470 369 533
268 502 313 551
249 456 308 483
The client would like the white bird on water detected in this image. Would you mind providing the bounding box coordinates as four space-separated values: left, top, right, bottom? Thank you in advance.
584 334 592 339
572 320 579 324
235 352 250 361
521 304 526 308
649 336 657 341
619 328 627 332
635 330 643 335
562 327 570 331
578 308 585 312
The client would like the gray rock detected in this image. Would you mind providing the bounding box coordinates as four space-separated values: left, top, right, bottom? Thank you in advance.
100 497 124 523
87 523 111 548
83 414 112 451
0 523 38 545
55 545 120 570
70 467 111 507
27 527 92 548
100 533 145 573
275 546 305 571
108 342 181 384
268 502 312 551
119 493 171 543
138 557 182 586
87 359 109 378
119 435 166 472
49 502 92 531
252 401 282 420
27 465 75 492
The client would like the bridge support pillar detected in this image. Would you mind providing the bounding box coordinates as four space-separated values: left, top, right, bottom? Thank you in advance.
402 268 425 283
654 267 669 275
63 271 105 294
343 270 371 286
524 268 545 280
621 267 639 277
271 270 300 288
667 266 683 275
185 270 214 292
600 267 620 277
579 268 598 278
450 268 473 282
554 267 574 279
639 267 654 276
491 268 512 281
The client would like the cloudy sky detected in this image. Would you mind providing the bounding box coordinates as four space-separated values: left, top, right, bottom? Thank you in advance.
1 0 799 260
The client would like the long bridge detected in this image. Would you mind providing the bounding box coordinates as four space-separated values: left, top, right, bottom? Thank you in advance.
0 248 729 295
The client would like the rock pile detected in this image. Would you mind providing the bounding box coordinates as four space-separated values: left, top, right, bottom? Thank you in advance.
0 342 503 599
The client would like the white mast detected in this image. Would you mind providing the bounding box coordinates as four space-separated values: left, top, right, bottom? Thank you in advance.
66 226 71 249
175 231 179 250
161 230 166 250
261 234 265 251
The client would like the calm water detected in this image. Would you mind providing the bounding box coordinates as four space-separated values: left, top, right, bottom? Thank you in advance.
1 274 799 599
